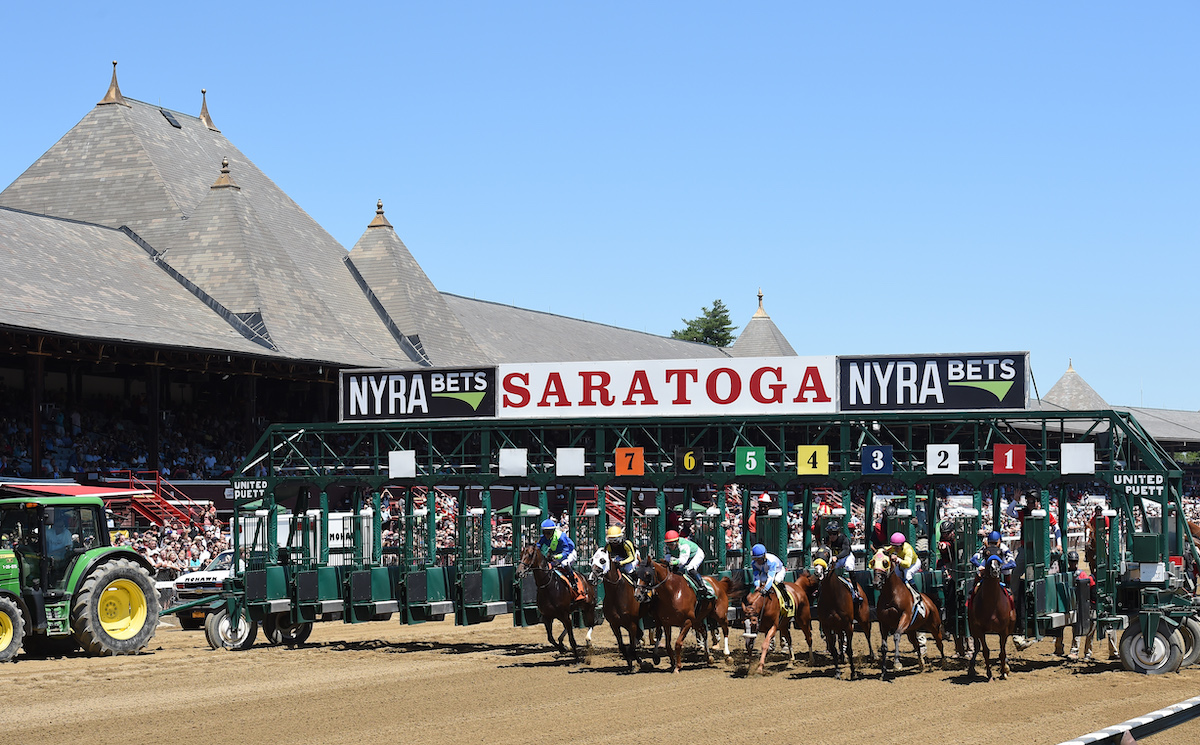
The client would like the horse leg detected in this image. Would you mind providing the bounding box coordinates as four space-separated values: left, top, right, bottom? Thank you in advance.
663 626 676 672
980 634 993 681
545 618 564 653
906 629 923 672
879 631 889 679
674 620 692 674
999 634 1009 680
757 625 774 675
846 628 856 680
564 619 581 661
784 626 795 669
968 634 980 678
610 621 627 661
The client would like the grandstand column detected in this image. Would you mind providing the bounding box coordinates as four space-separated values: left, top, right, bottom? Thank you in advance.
147 364 161 474
801 485 812 560
655 487 667 559
27 351 45 477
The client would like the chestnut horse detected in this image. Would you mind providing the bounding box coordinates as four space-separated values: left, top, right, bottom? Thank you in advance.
811 561 874 680
741 580 811 675
516 544 597 660
633 557 740 672
967 554 1017 680
589 551 648 671
870 550 946 677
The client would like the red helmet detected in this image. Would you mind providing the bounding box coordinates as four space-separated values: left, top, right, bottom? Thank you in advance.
665 530 680 542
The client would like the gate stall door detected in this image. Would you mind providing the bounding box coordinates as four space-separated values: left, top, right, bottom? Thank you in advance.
512 501 544 627
691 508 723 575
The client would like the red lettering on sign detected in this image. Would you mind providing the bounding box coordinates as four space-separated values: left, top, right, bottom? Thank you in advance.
537 372 571 408
665 369 699 404
749 367 785 404
622 370 659 406
502 372 530 408
793 366 832 403
579 371 615 407
706 368 741 405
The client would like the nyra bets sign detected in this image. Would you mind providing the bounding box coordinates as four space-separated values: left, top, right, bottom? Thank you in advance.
838 353 1028 411
498 357 836 419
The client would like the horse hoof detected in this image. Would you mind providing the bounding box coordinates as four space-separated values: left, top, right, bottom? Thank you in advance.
893 661 902 672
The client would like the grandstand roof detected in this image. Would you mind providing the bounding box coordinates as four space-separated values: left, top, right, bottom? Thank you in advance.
0 66 737 370
728 289 796 358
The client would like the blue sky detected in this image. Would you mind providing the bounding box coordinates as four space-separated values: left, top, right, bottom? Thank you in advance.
3 3 1197 409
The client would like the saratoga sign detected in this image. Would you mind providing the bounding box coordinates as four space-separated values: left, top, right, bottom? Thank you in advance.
497 357 836 419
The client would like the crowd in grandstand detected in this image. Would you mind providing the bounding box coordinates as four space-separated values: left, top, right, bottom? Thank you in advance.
112 504 230 582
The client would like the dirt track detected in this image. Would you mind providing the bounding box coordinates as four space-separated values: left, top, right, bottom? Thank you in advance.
2 617 1198 745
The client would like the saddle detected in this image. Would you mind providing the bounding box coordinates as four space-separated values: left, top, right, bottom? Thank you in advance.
685 574 715 601
907 584 926 620
555 569 591 602
775 586 795 618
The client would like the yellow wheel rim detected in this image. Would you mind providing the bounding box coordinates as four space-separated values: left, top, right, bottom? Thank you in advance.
0 610 12 648
98 579 147 640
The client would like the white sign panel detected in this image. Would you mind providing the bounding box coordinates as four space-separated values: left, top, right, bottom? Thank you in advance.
556 447 586 477
498 448 528 477
1060 443 1096 475
497 356 836 419
925 443 960 475
389 450 416 479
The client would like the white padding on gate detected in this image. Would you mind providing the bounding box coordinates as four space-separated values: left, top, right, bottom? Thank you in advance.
556 447 586 476
389 450 416 479
499 448 528 477
1060 442 1096 475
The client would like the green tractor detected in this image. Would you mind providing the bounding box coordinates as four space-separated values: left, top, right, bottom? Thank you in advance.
0 495 160 662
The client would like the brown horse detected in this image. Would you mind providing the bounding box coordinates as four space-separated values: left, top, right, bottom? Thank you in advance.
633 557 738 672
967 554 1017 680
870 550 946 677
741 581 810 675
589 551 648 671
516 544 597 660
811 560 874 679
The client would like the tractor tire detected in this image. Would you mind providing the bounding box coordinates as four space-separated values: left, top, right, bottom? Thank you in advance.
0 596 25 662
1175 616 1200 669
71 558 159 656
262 612 313 647
204 607 257 651
1119 619 1184 674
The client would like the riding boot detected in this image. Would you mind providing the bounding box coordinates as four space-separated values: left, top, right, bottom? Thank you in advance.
689 569 706 597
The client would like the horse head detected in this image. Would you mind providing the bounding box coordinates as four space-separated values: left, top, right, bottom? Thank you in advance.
870 549 891 588
588 549 610 583
742 588 767 633
515 543 542 579
986 554 1003 578
811 560 829 581
633 556 658 603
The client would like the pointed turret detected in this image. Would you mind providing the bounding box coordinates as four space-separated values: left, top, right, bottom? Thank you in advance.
199 88 219 131
97 61 130 107
347 200 485 366
728 288 796 357
1042 360 1109 410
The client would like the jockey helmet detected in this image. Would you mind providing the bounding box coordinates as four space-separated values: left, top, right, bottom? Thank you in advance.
987 530 1001 544
884 504 898 518
540 519 557 531
751 543 767 559
1067 550 1079 562
664 530 680 543
825 519 841 533
605 526 624 543
812 558 828 570
890 532 905 546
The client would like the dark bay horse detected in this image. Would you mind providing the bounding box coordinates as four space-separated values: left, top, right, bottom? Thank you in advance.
517 544 597 660
870 550 946 677
967 554 1017 680
633 557 739 672
742 581 810 675
812 561 874 679
589 552 647 671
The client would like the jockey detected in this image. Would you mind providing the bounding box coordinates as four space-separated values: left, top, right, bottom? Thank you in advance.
750 543 786 595
664 529 707 595
824 520 861 601
603 526 638 574
970 531 1016 581
884 532 922 586
537 518 579 584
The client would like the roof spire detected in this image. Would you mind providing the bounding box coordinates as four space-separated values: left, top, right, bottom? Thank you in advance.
210 157 240 190
199 88 220 131
1067 358 1074 372
368 199 393 229
752 287 769 318
97 61 130 107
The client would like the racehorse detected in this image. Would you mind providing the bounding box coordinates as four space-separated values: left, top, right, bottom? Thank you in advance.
967 554 1017 680
589 551 648 671
741 580 811 675
811 560 874 680
516 544 597 661
870 550 946 677
633 557 740 672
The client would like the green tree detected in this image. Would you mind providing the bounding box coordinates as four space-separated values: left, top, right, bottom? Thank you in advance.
671 299 737 347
